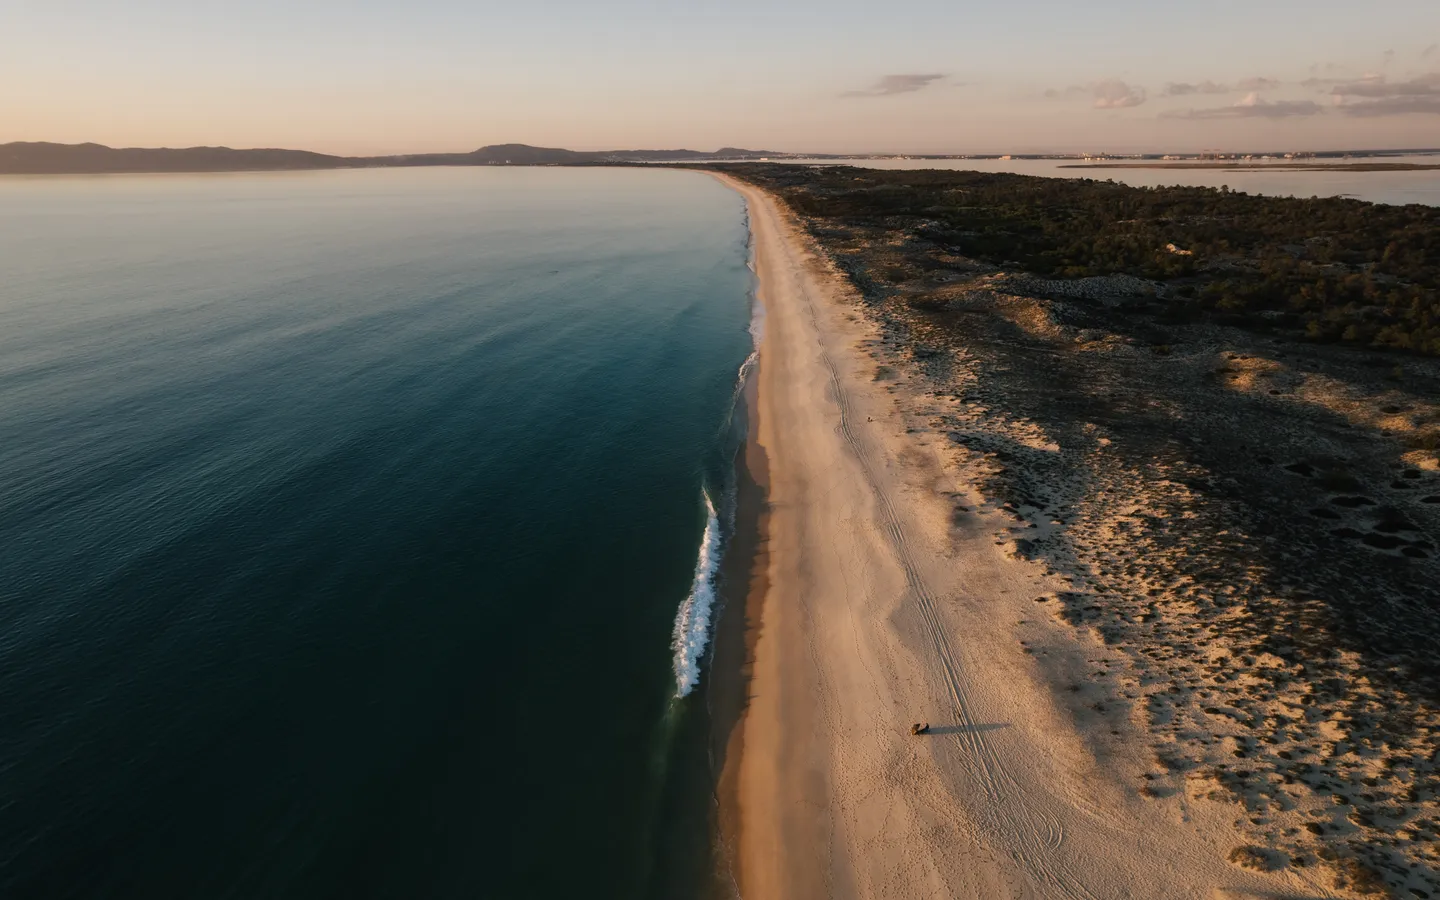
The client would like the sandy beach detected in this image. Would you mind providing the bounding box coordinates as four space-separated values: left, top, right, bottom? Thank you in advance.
709 173 1354 900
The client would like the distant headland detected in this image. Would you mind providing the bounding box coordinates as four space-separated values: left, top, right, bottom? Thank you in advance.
3 141 1438 175
0 142 782 175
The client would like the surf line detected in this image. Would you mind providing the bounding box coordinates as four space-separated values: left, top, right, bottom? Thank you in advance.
670 213 763 698
671 489 723 697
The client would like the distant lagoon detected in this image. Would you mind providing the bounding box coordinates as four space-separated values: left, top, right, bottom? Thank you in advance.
753 155 1440 207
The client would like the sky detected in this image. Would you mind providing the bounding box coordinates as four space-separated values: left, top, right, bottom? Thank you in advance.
3 0 1439 155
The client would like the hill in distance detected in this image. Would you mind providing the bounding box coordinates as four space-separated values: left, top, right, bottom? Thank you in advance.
0 142 349 174
0 141 781 174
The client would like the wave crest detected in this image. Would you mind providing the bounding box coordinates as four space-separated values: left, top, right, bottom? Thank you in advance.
671 491 722 697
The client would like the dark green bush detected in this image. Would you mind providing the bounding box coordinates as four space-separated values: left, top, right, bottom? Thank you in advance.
722 164 1440 356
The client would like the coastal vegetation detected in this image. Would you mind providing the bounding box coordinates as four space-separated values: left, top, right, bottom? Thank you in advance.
719 164 1440 356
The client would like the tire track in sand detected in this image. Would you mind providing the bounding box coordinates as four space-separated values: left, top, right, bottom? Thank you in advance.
760 188 1103 900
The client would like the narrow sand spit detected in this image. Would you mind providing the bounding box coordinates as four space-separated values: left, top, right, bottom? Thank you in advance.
710 173 1341 900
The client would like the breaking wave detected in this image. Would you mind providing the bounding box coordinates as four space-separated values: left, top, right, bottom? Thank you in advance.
669 207 763 699
671 490 722 697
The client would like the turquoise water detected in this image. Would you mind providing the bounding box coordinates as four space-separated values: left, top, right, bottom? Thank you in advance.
0 167 754 898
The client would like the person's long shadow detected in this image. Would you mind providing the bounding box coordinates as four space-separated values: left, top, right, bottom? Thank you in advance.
924 723 1010 735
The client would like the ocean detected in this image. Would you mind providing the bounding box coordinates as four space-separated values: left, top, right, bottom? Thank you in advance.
0 167 756 898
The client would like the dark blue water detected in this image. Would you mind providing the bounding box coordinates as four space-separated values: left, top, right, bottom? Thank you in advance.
0 167 754 898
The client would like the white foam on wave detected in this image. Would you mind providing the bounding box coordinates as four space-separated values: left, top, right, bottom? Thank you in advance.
743 211 765 346
672 491 723 697
727 221 764 410
668 216 765 699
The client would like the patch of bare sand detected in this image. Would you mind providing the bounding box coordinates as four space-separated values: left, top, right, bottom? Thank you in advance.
710 173 1338 899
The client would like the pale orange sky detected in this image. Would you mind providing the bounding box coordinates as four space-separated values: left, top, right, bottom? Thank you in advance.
4 0 1439 154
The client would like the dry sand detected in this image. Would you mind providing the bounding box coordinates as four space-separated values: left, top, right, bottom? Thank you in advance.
710 173 1345 900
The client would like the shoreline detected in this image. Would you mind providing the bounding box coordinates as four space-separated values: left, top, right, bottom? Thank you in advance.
705 171 1341 899
708 173 834 898
706 368 769 899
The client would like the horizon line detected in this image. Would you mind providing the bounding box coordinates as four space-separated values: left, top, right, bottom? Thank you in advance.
6 139 1440 160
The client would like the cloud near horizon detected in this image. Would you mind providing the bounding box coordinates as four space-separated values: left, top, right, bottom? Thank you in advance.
1330 71 1440 98
1330 72 1440 115
1046 80 1146 108
1164 80 1228 96
1236 76 1282 92
842 74 947 98
1092 79 1147 108
1338 95 1440 116
1165 77 1278 96
1161 92 1322 120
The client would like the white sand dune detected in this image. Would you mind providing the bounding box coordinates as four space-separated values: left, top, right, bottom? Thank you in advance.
711 173 1339 900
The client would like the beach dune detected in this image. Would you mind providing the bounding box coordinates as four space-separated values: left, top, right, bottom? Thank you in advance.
711 173 1334 900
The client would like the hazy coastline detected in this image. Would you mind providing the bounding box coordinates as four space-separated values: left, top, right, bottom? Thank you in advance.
5 142 1439 208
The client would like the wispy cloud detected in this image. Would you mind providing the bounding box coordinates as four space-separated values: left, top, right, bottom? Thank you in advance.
1330 72 1440 98
1337 96 1440 116
1161 93 1322 120
1163 80 1229 96
1235 76 1281 92
1328 71 1440 115
842 74 947 98
1045 80 1147 108
1425 44 1438 59
1302 61 1364 89
1091 79 1147 108
1164 77 1277 96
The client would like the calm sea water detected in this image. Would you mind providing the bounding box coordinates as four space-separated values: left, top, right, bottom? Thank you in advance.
0 167 754 898
772 155 1440 206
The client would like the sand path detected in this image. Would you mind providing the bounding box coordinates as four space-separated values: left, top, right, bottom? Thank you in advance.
712 173 1337 900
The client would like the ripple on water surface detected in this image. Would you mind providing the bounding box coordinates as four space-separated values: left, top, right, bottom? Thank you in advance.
0 166 755 899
